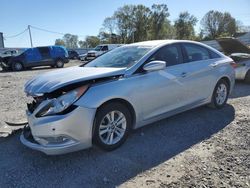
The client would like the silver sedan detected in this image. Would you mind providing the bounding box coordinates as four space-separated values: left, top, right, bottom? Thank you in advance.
21 40 235 155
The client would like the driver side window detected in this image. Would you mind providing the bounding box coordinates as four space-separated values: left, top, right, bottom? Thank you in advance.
147 45 183 67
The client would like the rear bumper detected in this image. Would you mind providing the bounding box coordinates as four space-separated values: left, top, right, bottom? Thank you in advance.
20 106 96 155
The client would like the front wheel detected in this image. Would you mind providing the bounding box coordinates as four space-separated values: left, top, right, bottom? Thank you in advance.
209 79 229 109
93 102 132 151
55 59 64 68
12 61 23 71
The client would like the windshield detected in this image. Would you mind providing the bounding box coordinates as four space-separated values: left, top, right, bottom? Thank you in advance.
94 45 103 51
85 45 152 68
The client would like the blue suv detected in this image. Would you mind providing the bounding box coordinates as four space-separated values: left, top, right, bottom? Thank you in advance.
0 46 69 71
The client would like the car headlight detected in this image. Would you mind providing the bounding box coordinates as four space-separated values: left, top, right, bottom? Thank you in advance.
36 85 89 117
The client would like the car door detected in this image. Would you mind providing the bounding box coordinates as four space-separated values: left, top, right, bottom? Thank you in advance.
37 47 52 66
179 43 220 104
24 48 42 67
135 44 189 121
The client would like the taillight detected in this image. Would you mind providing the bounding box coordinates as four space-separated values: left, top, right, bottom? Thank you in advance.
230 61 238 69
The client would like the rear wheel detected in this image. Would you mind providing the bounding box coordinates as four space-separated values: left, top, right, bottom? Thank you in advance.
12 61 23 71
209 79 229 109
93 102 132 151
55 59 64 68
244 70 250 83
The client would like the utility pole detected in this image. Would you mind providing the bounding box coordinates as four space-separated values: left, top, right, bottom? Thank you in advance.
28 25 33 47
0 32 4 48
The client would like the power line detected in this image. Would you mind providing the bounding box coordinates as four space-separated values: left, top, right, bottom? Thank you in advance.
30 25 86 37
30 25 66 35
4 28 28 38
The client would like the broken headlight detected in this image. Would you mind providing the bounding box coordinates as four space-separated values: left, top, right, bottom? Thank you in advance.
36 85 89 117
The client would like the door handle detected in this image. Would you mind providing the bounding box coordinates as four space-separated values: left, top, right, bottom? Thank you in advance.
181 72 187 77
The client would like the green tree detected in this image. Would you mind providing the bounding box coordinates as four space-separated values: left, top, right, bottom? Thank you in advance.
78 40 88 48
102 16 117 43
149 4 170 39
85 36 100 48
98 31 121 44
201 10 237 39
114 5 135 43
63 34 78 48
55 39 65 46
222 12 237 36
132 5 151 42
174 12 198 40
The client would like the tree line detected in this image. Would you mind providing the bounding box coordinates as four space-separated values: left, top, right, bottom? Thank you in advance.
55 4 249 48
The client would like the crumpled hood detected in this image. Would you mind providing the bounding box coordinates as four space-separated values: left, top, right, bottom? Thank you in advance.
24 66 126 96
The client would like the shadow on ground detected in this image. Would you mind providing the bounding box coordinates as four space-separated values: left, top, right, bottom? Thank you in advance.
0 104 235 187
229 81 250 99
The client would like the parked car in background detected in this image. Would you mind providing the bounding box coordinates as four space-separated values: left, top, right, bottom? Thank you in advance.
0 46 69 71
203 38 250 83
85 44 122 61
79 53 87 61
68 50 79 60
21 40 235 155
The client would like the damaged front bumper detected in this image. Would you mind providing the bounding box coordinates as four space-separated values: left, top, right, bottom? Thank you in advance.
0 61 10 69
20 106 96 155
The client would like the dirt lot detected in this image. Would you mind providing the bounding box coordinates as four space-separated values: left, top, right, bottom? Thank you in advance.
0 61 249 188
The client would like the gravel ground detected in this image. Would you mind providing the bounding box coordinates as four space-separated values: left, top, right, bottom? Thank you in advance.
0 61 249 188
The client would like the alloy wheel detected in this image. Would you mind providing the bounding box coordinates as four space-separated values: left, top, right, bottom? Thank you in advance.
215 83 227 105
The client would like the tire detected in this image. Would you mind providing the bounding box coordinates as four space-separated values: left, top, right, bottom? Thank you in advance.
55 59 64 68
244 70 250 84
209 79 229 109
93 102 132 151
11 61 23 71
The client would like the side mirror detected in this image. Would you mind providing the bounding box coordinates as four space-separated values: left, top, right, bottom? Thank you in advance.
143 61 166 72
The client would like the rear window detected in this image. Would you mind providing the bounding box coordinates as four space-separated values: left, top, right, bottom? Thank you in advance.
183 43 221 62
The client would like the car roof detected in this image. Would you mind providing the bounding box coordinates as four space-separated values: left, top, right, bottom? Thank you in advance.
127 40 204 48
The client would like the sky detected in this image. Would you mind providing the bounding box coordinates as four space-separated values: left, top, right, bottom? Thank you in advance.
1 0 250 48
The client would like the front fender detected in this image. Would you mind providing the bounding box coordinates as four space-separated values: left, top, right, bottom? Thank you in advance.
75 77 143 123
